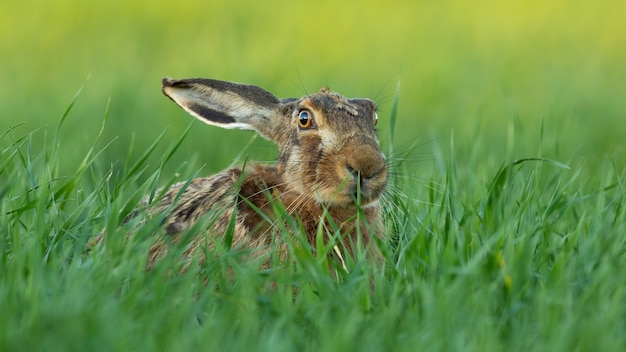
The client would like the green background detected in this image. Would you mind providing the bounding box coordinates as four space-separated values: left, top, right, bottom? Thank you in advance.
3 0 624 176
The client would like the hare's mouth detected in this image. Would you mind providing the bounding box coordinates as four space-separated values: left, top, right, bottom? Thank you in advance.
313 160 387 207
345 180 386 206
319 174 386 207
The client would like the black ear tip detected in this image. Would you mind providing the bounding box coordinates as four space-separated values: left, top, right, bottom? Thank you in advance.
161 77 181 98
162 77 180 87
162 77 175 87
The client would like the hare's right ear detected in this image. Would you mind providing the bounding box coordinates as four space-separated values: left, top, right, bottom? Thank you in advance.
162 77 287 143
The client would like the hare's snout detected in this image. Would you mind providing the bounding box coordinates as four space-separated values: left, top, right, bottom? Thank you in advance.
345 145 386 180
341 144 387 204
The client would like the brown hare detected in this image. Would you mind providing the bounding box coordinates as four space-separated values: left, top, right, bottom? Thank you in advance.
145 77 388 269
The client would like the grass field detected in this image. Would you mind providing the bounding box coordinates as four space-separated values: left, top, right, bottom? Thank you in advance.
2 0 626 351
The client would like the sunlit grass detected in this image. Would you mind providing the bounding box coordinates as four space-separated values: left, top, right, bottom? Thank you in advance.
2 0 625 175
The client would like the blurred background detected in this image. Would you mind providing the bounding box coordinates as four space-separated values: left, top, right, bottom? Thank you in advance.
1 0 624 179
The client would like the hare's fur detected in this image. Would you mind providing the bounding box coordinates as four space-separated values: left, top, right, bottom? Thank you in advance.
145 78 388 268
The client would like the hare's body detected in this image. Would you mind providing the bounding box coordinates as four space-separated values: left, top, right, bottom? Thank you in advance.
147 78 387 268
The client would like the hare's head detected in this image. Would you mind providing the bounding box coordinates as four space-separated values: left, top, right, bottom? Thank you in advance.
162 78 387 207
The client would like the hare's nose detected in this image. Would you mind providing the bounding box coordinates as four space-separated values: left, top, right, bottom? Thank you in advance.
345 145 386 181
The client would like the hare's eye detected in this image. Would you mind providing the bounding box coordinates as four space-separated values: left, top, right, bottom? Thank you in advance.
373 112 379 126
298 110 313 129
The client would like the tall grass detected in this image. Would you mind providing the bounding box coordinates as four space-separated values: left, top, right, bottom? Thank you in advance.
1 88 625 351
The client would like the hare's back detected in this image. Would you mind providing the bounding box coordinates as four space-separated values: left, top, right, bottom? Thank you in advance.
157 168 243 235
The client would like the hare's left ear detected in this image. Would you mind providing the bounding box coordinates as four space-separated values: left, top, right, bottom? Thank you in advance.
162 77 287 143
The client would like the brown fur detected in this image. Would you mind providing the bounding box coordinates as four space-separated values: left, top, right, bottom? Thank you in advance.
141 78 388 270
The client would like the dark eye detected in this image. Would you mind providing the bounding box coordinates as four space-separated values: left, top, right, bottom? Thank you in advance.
298 110 313 128
373 112 378 126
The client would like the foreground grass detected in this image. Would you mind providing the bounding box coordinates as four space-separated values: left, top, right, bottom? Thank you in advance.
1 103 625 352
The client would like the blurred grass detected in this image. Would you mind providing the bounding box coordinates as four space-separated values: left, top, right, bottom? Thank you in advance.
2 0 626 351
2 0 625 176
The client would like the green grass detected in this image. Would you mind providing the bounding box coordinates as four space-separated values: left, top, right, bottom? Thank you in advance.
2 0 626 351
2 87 625 351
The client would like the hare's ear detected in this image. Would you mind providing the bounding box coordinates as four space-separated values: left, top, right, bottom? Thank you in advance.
162 77 285 142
